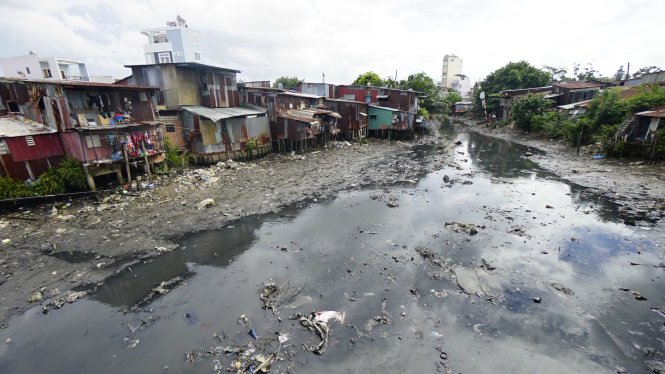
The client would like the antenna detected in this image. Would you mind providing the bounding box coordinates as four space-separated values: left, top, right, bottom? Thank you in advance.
322 73 325 84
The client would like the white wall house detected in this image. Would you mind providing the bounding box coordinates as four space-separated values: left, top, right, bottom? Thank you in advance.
141 16 202 64
0 51 91 81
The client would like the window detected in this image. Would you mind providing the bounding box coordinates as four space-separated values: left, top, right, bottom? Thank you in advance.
194 52 201 60
369 114 377 120
26 136 35 146
43 68 52 78
192 35 199 45
7 102 21 113
0 140 8 155
165 124 176 133
158 52 172 64
26 67 31 74
85 134 102 148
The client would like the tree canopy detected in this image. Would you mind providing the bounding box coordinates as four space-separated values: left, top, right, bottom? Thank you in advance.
352 71 384 86
479 61 552 96
399 72 447 114
272 76 302 90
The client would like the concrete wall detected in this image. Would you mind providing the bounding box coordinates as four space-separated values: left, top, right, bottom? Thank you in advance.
0 54 43 79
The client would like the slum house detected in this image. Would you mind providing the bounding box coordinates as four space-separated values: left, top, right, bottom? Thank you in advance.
322 98 368 139
0 116 64 181
497 86 552 120
295 82 335 98
376 87 422 134
126 62 243 154
180 105 271 162
551 82 602 106
0 78 165 190
617 105 665 159
241 81 272 88
368 105 416 139
240 87 343 151
335 85 378 104
273 92 340 151
453 101 474 115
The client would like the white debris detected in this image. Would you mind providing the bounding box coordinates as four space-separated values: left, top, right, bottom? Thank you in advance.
313 311 345 324
197 198 215 209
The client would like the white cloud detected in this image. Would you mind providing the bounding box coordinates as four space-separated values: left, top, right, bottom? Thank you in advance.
1 0 664 84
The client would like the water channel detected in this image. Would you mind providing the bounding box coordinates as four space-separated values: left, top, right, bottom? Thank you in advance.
1 129 663 373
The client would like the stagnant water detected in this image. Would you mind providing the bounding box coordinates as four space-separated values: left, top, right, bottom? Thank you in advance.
1 130 663 373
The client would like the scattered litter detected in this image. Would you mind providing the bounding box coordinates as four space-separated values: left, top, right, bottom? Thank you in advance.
125 338 140 349
134 276 184 308
550 283 574 296
196 198 215 209
533 297 542 303
292 311 345 355
1 238 11 245
632 291 647 301
260 279 303 314
29 291 43 303
445 221 479 236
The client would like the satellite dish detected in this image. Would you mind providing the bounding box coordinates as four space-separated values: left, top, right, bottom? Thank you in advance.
479 91 486 99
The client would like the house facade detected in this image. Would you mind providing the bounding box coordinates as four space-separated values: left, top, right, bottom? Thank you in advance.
0 78 165 189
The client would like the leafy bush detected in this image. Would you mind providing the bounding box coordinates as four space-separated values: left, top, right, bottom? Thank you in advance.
418 107 430 120
0 176 34 200
163 138 188 169
34 167 65 195
625 85 665 113
585 89 627 128
511 94 553 131
57 157 88 190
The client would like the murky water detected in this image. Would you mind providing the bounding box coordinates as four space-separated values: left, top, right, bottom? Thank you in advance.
1 129 663 373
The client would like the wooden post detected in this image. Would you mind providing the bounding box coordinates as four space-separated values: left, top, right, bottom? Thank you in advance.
123 143 132 187
141 142 151 179
115 168 124 185
83 165 96 192
576 124 584 155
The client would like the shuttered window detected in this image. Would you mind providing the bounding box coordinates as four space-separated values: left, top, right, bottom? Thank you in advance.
85 134 102 148
26 136 35 146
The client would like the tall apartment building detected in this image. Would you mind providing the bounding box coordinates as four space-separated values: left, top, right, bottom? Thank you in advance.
141 16 202 64
441 54 463 89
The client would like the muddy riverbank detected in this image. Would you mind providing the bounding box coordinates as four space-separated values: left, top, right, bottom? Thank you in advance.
0 133 450 326
462 118 665 225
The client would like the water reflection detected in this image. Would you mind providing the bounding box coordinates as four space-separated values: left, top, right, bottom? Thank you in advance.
93 215 265 307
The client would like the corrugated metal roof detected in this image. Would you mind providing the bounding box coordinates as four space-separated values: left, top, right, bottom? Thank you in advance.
636 105 665 118
0 116 56 138
0 77 158 90
552 82 602 89
181 106 266 122
279 91 323 99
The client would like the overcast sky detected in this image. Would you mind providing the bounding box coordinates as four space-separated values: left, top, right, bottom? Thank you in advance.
1 0 663 85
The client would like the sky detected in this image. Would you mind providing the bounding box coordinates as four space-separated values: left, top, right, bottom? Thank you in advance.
1 0 664 85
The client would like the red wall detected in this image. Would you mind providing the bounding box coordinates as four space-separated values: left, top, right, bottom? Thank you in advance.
4 134 64 162
337 86 378 103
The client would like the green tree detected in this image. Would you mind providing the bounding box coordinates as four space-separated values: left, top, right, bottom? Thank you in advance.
631 66 661 79
479 61 552 95
476 61 551 115
272 76 302 90
352 71 384 86
572 62 598 81
585 89 627 127
400 72 446 114
511 93 553 131
445 90 463 105
542 65 570 81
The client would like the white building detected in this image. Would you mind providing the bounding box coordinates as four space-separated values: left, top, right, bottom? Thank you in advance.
441 54 463 89
0 51 107 82
141 16 202 64
451 76 472 98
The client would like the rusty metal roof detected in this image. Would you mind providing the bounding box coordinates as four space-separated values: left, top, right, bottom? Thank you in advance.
552 82 602 89
0 77 159 90
181 106 266 122
636 105 665 118
279 91 323 99
0 116 56 138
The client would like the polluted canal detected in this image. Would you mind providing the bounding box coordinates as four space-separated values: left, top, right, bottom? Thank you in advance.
1 129 664 373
